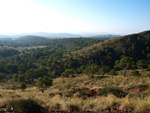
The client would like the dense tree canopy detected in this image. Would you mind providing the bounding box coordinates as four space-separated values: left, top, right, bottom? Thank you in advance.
36 76 53 93
0 30 150 82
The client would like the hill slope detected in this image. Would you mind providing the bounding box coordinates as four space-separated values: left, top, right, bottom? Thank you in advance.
0 30 149 78
72 30 150 69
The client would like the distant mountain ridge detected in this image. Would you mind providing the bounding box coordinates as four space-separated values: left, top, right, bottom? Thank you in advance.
16 35 48 40
0 32 119 39
30 32 81 38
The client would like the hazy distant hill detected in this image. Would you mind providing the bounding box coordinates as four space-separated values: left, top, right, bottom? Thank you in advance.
0 32 119 39
0 33 81 39
0 35 12 40
29 32 81 38
16 35 48 40
90 34 120 38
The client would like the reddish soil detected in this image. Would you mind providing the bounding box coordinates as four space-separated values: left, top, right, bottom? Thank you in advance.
81 88 98 97
127 87 148 94
68 88 98 98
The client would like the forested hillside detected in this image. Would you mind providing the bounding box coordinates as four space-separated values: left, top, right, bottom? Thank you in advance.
70 30 150 75
0 30 150 82
0 37 104 81
0 47 21 59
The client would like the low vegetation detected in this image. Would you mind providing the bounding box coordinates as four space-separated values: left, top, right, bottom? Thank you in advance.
8 99 44 113
0 73 150 112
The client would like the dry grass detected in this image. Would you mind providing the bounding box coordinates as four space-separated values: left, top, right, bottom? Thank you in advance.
0 74 150 112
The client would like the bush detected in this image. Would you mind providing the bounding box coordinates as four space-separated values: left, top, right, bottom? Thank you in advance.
19 82 26 91
70 74 75 78
61 69 76 77
148 64 150 70
109 69 117 75
36 76 53 93
18 75 25 83
136 60 147 69
132 70 140 76
8 99 44 113
98 87 127 98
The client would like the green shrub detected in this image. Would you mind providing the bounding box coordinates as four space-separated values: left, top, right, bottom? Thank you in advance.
148 64 150 69
132 70 140 76
98 87 127 98
61 69 76 77
109 69 117 75
19 82 26 91
36 76 53 93
8 99 44 113
70 74 75 78
136 60 147 69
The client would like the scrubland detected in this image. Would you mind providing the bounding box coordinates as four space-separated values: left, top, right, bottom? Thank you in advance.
0 71 150 112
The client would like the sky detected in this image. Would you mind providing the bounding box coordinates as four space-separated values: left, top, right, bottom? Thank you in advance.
0 0 149 35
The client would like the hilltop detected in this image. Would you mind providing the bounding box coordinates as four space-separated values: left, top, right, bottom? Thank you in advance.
71 30 150 70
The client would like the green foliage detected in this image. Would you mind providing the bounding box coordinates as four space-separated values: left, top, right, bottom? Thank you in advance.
148 64 150 69
5 64 18 73
25 68 47 80
70 74 75 78
98 65 110 75
98 87 127 98
136 60 147 69
20 82 27 90
0 72 6 81
0 30 150 81
61 69 76 77
132 70 141 77
114 57 135 70
18 75 24 83
13 74 18 82
109 69 117 75
8 99 44 113
0 37 103 80
36 76 53 92
114 57 135 76
84 64 100 77
0 47 20 58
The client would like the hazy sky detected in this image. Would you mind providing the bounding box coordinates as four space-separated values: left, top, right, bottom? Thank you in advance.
0 0 149 35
